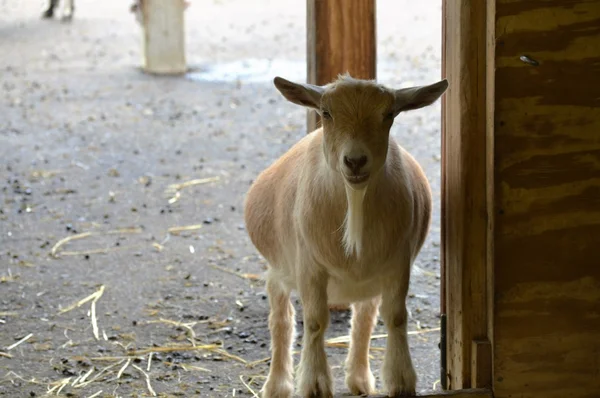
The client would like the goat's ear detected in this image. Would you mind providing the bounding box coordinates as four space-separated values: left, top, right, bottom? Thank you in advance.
273 76 324 110
393 79 449 115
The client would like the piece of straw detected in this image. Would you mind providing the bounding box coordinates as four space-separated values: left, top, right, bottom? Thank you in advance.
59 285 105 315
239 375 260 398
117 358 131 379
5 333 33 350
147 353 153 372
208 264 262 281
145 318 197 346
167 224 203 235
132 364 156 397
165 176 220 203
50 228 142 258
128 343 220 356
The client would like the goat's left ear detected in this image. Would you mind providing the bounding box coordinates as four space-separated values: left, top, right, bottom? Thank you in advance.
393 79 449 115
273 76 324 110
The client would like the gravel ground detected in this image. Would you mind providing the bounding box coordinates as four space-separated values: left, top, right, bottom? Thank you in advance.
0 0 443 396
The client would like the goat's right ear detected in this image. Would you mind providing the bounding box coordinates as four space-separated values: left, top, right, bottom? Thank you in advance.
273 77 324 110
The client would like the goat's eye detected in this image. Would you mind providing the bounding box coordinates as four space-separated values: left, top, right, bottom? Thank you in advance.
322 110 332 119
384 111 395 120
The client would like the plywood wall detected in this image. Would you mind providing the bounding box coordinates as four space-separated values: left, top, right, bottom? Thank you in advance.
492 1 600 397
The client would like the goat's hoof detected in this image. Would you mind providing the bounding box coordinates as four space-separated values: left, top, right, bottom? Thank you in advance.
61 11 73 22
41 9 54 18
383 366 417 397
298 373 333 398
345 366 375 395
261 378 293 398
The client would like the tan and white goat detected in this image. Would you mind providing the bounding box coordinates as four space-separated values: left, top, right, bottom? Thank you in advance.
244 74 448 397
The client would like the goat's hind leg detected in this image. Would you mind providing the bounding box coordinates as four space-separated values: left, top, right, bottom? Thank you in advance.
61 0 74 21
262 277 295 398
42 0 59 18
345 296 380 395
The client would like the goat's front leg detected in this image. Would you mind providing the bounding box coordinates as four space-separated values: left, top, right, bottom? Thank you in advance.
380 264 417 396
61 0 74 21
262 277 295 398
345 295 381 395
297 266 332 397
42 0 59 18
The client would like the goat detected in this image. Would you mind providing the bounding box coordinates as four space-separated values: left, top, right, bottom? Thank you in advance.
42 0 75 21
244 74 448 397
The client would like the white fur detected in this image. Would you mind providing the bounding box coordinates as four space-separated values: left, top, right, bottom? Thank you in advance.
342 184 366 257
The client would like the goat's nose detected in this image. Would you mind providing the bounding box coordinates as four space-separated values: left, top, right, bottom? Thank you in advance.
343 155 368 173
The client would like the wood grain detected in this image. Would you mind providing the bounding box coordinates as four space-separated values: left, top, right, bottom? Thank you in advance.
340 388 492 398
442 0 493 389
492 1 600 397
306 0 376 132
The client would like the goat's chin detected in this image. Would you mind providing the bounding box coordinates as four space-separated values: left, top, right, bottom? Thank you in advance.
343 177 369 191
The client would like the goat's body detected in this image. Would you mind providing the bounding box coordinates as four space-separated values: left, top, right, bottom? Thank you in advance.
245 75 445 397
245 128 431 305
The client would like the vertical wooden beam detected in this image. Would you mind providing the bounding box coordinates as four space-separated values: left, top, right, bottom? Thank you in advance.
306 0 376 132
142 0 187 75
471 340 492 389
440 0 448 389
442 0 493 390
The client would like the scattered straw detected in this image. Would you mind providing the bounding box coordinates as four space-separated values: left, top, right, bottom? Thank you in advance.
90 287 104 340
87 391 103 398
167 176 220 192
128 343 220 356
208 264 262 281
247 351 301 368
145 318 197 345
147 353 153 372
5 333 33 351
239 375 260 398
59 285 105 314
165 362 211 373
0 351 13 358
58 245 143 257
117 358 131 379
167 224 203 235
48 377 71 395
0 311 17 317
58 285 105 341
50 228 142 258
132 364 156 397
211 348 248 364
325 328 441 347
167 191 181 204
77 367 94 386
75 359 125 388
165 176 220 203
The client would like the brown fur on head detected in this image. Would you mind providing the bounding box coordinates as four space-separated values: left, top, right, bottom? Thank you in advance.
274 74 448 191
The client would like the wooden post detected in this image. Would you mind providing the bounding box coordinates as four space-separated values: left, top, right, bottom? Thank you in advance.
442 0 493 390
306 0 376 132
142 0 187 75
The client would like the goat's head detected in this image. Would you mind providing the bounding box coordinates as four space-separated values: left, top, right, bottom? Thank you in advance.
274 74 448 190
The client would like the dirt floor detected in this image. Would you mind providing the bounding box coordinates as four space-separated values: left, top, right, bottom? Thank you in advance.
0 0 443 396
